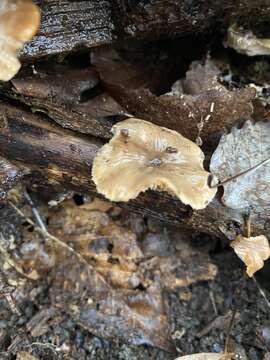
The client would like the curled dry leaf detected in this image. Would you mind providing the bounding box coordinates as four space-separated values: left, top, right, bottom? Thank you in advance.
210 120 270 210
92 118 216 209
230 235 270 277
93 49 255 141
226 24 270 56
0 0 40 81
175 354 231 360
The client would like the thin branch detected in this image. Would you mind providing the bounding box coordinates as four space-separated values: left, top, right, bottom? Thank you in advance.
24 192 47 232
253 276 270 310
211 156 270 188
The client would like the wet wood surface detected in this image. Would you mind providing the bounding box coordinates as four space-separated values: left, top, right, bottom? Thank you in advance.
21 0 270 59
0 102 267 239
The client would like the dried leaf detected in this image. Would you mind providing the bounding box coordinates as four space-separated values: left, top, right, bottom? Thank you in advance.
93 50 255 140
175 354 231 360
210 120 270 210
230 234 270 277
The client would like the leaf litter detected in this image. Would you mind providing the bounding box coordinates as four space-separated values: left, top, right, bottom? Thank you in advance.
210 120 270 210
92 49 255 141
5 198 217 352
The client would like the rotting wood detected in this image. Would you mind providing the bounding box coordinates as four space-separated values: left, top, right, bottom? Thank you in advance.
20 0 270 60
9 66 124 139
0 102 268 240
21 0 114 59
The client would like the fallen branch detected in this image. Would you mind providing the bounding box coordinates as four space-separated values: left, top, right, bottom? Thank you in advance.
0 102 268 239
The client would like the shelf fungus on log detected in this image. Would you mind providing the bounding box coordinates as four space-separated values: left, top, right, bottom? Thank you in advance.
0 0 40 81
92 118 217 210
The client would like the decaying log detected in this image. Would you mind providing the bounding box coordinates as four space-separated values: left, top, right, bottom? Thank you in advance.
0 102 268 240
9 66 125 139
20 0 270 60
21 0 114 59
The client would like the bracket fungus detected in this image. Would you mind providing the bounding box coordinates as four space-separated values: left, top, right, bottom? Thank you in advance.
0 0 40 81
92 118 216 210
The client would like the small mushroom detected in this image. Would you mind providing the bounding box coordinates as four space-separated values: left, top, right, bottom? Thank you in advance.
230 234 270 277
92 118 216 210
226 24 270 56
0 0 40 81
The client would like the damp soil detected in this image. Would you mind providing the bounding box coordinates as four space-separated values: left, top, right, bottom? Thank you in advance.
0 199 270 360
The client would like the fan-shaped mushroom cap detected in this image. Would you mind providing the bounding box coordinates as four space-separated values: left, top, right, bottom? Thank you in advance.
230 235 270 277
92 118 216 210
0 0 40 81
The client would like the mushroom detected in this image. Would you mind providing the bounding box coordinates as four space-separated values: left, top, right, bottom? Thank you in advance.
92 118 216 210
0 0 40 81
226 24 270 56
230 234 270 277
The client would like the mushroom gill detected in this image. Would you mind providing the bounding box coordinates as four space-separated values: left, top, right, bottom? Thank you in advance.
0 0 40 81
92 118 217 210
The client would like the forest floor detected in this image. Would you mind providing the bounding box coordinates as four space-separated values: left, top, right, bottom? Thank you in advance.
0 192 270 360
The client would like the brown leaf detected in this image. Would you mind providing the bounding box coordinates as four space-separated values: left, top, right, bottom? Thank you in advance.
230 234 270 277
93 50 255 141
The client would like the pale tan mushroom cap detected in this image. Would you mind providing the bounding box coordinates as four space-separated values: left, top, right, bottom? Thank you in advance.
230 235 270 277
0 0 40 81
92 118 217 209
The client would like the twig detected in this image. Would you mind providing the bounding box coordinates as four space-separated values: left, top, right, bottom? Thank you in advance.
24 192 47 232
253 276 270 310
209 290 218 316
224 308 236 355
211 156 270 188
7 200 107 285
244 212 251 238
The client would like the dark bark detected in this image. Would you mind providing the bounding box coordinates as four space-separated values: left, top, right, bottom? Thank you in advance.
20 0 270 60
0 102 267 240
9 66 124 139
21 0 114 59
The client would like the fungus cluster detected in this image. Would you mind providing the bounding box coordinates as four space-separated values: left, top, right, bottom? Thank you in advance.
0 0 40 81
92 118 216 210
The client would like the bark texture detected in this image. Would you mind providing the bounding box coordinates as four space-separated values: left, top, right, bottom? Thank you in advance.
0 103 267 240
